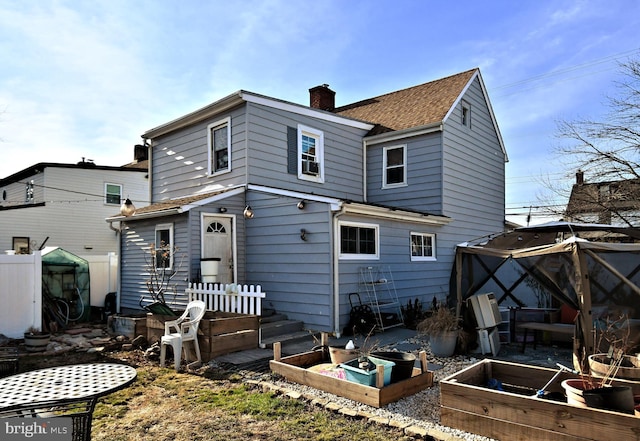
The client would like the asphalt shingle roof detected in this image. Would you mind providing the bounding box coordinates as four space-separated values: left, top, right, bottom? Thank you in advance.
335 68 477 134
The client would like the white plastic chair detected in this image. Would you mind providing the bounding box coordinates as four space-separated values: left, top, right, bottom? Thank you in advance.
160 300 206 371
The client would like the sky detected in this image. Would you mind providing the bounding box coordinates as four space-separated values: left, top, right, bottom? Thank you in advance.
1 0 639 226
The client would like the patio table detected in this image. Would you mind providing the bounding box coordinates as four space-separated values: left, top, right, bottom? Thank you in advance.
0 363 137 408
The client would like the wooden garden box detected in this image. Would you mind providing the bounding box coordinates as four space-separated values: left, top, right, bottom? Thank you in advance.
269 343 433 408
440 359 640 441
146 311 259 361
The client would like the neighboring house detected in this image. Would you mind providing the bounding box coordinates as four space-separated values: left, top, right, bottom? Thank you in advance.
0 152 149 257
565 170 640 228
108 68 508 335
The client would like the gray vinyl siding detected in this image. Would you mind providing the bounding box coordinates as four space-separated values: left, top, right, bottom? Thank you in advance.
119 214 190 312
442 77 505 237
366 132 444 213
246 102 367 201
335 215 453 332
244 190 334 331
150 104 247 202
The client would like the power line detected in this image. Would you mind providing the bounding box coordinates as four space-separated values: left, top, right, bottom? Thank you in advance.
491 47 640 93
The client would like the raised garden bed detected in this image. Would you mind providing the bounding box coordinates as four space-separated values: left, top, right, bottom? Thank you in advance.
146 311 259 361
269 342 433 408
440 359 640 441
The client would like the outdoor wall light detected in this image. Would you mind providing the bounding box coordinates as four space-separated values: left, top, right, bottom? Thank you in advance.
219 207 227 213
120 198 136 217
300 228 307 241
297 200 306 210
243 206 254 219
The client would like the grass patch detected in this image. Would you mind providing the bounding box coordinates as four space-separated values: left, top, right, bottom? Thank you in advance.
91 364 412 441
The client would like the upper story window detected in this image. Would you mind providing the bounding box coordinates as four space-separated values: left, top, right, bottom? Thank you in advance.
105 183 122 205
410 232 436 261
298 124 324 183
25 180 34 203
339 221 379 260
461 101 471 128
383 145 407 188
154 223 174 270
208 117 231 175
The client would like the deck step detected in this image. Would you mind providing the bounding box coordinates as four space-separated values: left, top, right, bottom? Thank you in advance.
260 319 304 339
261 329 316 349
260 313 289 324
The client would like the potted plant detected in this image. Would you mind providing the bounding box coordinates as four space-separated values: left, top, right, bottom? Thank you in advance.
562 314 636 413
23 326 51 353
417 302 460 357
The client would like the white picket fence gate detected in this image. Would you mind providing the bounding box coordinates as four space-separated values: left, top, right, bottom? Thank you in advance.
186 283 265 316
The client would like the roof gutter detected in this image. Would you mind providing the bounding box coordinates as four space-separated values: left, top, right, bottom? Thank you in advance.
342 203 452 226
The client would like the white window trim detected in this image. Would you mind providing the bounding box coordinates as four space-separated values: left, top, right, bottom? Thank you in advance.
382 144 407 189
207 117 231 176
154 223 174 270
338 221 379 260
461 101 471 128
104 182 122 205
297 124 324 183
410 232 436 261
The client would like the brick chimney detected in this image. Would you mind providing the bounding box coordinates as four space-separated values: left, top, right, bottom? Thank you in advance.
134 144 149 162
576 169 584 185
309 84 335 111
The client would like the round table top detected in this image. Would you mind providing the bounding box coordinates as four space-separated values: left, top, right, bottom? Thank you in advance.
0 363 137 408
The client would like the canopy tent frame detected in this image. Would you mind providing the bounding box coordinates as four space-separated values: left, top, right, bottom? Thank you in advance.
453 222 640 371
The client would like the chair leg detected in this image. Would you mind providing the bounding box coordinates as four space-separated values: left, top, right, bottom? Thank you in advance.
173 341 182 371
160 343 167 367
193 340 202 363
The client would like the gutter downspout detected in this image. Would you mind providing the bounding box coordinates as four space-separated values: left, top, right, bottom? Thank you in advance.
363 139 368 203
332 203 345 337
108 221 123 313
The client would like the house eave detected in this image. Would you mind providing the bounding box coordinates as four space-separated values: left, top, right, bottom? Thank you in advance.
105 186 245 222
143 92 246 140
342 203 452 226
143 91 375 141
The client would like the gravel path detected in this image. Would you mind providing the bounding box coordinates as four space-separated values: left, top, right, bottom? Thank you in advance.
218 335 575 441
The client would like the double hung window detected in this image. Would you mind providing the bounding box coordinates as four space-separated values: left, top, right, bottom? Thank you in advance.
154 223 174 269
383 145 406 187
410 232 436 261
208 117 231 175
298 124 324 182
105 183 122 205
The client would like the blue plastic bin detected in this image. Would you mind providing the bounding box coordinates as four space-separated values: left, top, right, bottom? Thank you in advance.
340 356 395 387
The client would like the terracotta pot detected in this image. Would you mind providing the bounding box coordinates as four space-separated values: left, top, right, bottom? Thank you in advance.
561 379 589 407
328 346 360 365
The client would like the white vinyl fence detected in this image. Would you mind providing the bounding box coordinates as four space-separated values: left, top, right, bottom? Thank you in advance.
186 283 265 315
0 252 42 338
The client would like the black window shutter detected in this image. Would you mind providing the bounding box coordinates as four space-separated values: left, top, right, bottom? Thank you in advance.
287 126 297 174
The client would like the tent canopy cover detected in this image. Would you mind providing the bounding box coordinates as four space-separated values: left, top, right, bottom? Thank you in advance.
452 222 640 367
42 247 91 322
